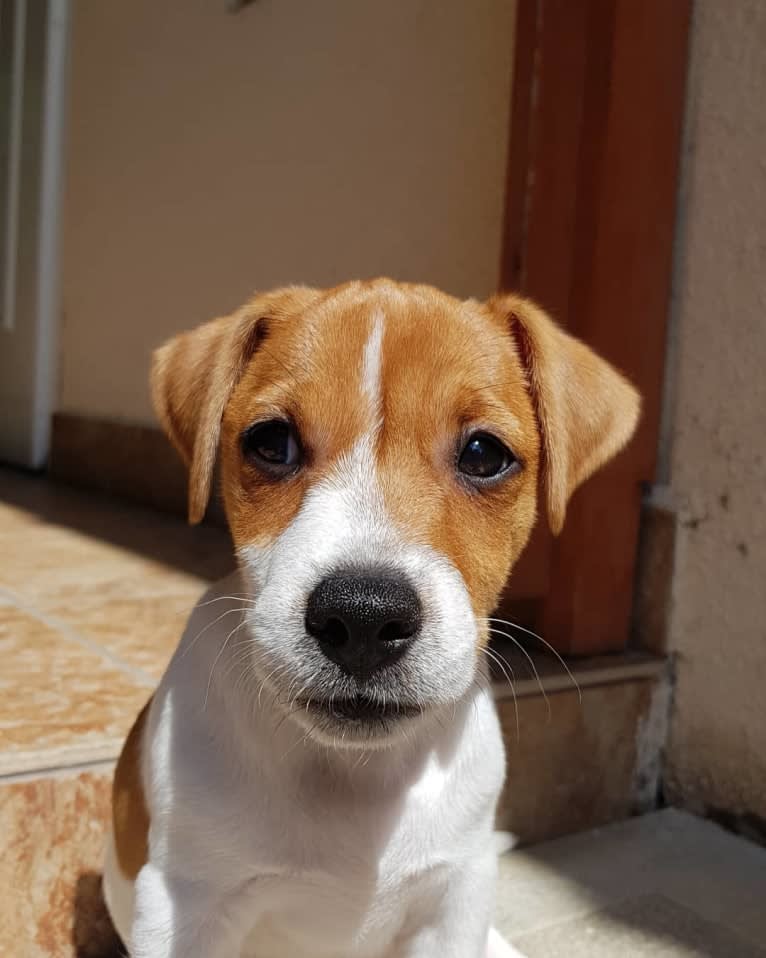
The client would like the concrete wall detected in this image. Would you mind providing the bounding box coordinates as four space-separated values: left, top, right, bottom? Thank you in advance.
663 0 766 824
59 0 516 425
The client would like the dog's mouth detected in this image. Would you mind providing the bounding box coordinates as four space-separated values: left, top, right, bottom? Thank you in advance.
298 694 423 724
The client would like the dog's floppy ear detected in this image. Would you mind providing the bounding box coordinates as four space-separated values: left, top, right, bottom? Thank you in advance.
151 287 318 524
488 293 641 534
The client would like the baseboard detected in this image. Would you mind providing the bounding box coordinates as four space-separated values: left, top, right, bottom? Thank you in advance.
495 664 670 844
50 413 192 519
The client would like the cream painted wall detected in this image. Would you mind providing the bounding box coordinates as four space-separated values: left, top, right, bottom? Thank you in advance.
664 0 766 822
59 0 516 424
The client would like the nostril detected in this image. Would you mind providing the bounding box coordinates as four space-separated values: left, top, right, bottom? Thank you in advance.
378 619 418 643
321 618 348 647
305 613 349 647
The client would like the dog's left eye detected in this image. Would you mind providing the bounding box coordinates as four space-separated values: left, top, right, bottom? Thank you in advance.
457 432 517 481
241 419 302 475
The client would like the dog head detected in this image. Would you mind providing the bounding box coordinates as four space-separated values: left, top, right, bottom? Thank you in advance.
152 280 639 746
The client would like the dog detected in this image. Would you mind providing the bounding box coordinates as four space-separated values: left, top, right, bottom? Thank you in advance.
102 279 639 957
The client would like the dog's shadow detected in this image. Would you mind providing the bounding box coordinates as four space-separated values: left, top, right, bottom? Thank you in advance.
72 872 126 958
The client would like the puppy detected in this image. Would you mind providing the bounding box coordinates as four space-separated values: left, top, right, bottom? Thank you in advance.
103 280 639 957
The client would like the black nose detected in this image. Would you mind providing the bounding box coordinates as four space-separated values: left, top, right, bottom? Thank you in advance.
305 571 422 677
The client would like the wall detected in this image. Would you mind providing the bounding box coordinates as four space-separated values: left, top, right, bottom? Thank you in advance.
59 0 516 425
663 0 766 824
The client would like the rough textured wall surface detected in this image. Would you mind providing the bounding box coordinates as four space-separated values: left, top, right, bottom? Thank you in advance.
664 0 766 823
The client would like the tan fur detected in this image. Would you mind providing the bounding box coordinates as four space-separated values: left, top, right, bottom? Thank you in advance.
488 293 641 534
151 287 322 524
151 278 639 631
112 698 151 880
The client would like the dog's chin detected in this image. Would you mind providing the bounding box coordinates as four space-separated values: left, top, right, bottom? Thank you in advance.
286 694 427 750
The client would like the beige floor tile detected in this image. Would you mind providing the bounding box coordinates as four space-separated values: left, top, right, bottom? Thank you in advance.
496 809 766 952
0 600 152 776
0 468 236 680
0 769 123 958
46 592 197 680
0 468 233 586
0 518 210 680
0 523 207 607
513 893 766 958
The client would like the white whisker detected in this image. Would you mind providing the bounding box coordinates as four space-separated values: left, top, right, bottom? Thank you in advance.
484 645 519 742
484 617 582 703
181 606 253 660
195 594 258 609
203 616 248 710
485 627 551 722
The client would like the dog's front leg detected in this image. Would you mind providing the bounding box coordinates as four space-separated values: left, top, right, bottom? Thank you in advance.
130 863 253 958
392 853 500 958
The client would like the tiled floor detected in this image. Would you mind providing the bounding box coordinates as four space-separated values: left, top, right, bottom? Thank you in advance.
497 808 766 957
0 468 232 956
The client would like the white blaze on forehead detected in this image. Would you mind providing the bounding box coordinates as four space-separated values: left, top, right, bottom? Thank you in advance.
361 309 385 426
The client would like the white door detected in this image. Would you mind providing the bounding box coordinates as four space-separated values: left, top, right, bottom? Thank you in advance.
0 0 68 467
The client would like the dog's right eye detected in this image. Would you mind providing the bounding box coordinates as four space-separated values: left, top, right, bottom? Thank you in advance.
241 419 302 476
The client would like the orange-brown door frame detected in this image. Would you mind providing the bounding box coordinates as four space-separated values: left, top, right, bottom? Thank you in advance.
501 0 692 655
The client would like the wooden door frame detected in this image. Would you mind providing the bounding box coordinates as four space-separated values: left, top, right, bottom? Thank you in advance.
501 0 692 655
